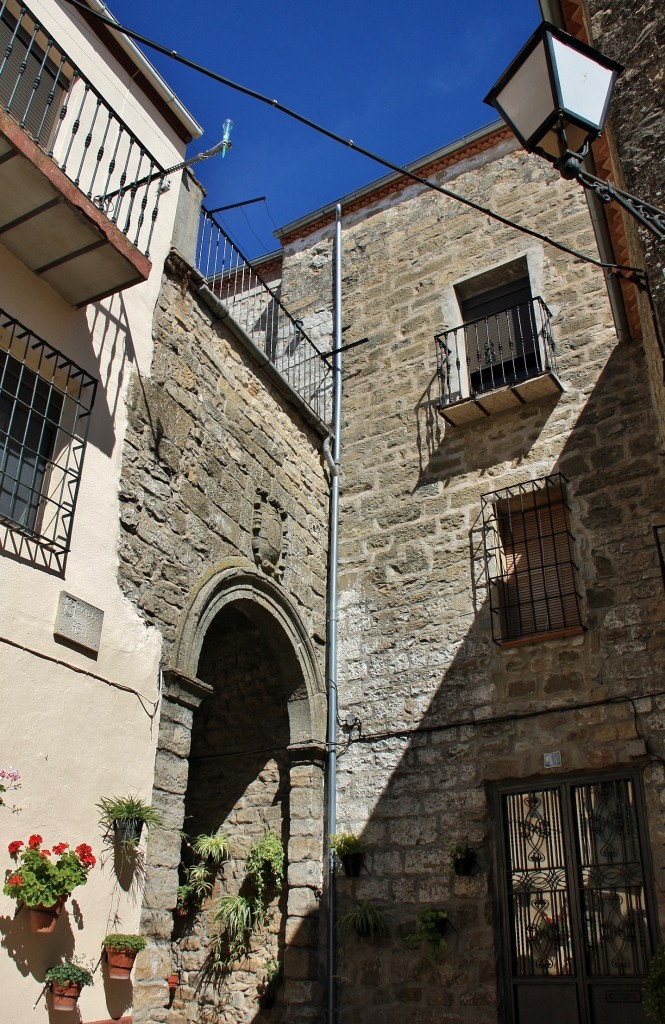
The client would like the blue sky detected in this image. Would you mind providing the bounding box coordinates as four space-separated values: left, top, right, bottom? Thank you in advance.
107 0 543 257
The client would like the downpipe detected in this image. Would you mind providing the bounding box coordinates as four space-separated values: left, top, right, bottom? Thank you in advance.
325 204 343 1024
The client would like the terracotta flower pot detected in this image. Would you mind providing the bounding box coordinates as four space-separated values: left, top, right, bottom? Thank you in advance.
51 981 82 1011
106 947 138 979
167 973 179 992
29 895 67 933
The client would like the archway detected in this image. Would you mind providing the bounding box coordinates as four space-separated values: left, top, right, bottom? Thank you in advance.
134 563 327 1024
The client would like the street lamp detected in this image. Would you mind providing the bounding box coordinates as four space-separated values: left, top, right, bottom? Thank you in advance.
484 22 665 240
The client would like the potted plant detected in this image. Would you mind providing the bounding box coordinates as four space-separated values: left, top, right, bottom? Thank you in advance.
97 794 163 850
258 958 283 1009
3 835 96 932
338 899 389 942
447 841 476 876
167 971 179 992
175 882 195 917
102 933 146 979
330 832 365 877
214 894 255 968
406 908 449 961
45 958 94 1011
191 831 231 865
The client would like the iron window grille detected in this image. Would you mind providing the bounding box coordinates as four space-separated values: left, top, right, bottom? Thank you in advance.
481 474 582 645
0 307 97 573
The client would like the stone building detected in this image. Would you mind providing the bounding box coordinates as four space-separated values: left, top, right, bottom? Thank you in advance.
270 108 665 1024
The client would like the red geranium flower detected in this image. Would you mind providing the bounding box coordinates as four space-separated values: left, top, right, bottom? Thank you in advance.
28 834 43 849
39 849 52 858
74 843 96 869
52 842 68 855
7 840 23 857
7 874 23 886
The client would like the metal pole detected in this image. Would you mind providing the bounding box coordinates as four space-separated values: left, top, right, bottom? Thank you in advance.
325 203 343 1024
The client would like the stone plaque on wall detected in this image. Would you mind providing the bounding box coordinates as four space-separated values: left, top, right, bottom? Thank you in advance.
252 489 288 579
54 592 104 654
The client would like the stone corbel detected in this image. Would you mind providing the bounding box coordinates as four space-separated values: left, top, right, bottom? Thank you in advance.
161 666 213 710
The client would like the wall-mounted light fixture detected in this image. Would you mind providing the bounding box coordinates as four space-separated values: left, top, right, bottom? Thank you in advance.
485 23 665 240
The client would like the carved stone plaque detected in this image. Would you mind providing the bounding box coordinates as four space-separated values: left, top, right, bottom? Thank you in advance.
252 489 288 578
54 592 104 654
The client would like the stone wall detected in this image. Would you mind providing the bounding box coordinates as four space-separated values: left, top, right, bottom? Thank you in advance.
281 138 665 1023
116 253 330 1023
576 0 665 440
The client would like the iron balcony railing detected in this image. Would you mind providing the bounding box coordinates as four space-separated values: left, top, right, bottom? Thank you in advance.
197 207 332 424
0 0 166 257
435 296 556 408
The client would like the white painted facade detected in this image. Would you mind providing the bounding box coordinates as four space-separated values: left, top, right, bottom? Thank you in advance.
0 2 199 1020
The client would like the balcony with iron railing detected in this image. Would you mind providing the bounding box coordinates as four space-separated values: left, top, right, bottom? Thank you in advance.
0 0 168 305
196 207 332 426
435 296 562 426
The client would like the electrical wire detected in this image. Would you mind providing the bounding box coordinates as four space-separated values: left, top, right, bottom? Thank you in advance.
62 0 642 277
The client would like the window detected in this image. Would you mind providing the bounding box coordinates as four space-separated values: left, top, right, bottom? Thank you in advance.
0 308 97 572
460 276 538 395
435 259 560 422
481 475 582 645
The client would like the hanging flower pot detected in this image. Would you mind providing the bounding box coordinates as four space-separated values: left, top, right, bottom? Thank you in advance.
330 832 365 878
51 981 83 1012
341 852 364 878
29 895 67 934
113 818 143 847
45 959 94 1012
102 934 146 979
167 973 179 992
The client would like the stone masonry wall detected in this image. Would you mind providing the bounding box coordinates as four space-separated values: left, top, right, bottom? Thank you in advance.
579 0 665 440
281 138 665 1024
116 253 330 1023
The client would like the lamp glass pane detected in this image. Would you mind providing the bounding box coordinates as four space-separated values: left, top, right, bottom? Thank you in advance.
494 40 555 146
551 37 614 129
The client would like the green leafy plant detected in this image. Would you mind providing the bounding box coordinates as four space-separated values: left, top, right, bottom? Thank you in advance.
213 894 255 967
97 794 163 848
259 958 283 1006
191 832 231 865
338 900 389 942
45 958 94 987
246 831 284 922
645 944 665 1023
102 933 146 953
186 861 214 901
406 909 449 961
446 841 476 875
3 835 95 907
329 832 364 857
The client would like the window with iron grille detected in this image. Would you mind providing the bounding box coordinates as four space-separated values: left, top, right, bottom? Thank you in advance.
0 308 97 572
481 474 582 645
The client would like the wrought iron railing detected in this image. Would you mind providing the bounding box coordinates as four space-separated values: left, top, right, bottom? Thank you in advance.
0 0 166 257
435 296 556 408
197 208 332 424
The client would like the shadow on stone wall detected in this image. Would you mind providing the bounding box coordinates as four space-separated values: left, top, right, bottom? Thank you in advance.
320 340 665 1024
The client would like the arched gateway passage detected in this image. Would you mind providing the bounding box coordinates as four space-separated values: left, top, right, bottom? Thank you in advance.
134 563 327 1024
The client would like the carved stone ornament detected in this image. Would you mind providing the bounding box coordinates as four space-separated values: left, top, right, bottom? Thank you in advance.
252 489 288 578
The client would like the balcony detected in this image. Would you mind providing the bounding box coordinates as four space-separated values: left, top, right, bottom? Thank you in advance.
0 2 167 306
435 296 562 426
196 208 332 425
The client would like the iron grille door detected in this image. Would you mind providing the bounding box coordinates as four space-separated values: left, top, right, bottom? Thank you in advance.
498 774 656 1024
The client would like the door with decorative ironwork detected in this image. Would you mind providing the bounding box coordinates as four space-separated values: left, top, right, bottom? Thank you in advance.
496 774 656 1024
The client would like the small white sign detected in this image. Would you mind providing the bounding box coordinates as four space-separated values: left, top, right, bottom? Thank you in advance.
544 750 561 769
54 592 104 654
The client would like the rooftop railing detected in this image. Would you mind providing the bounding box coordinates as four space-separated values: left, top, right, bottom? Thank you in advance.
197 207 332 424
0 0 166 257
435 296 556 409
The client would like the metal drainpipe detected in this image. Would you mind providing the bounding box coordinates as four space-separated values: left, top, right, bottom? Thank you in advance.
325 203 343 1024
